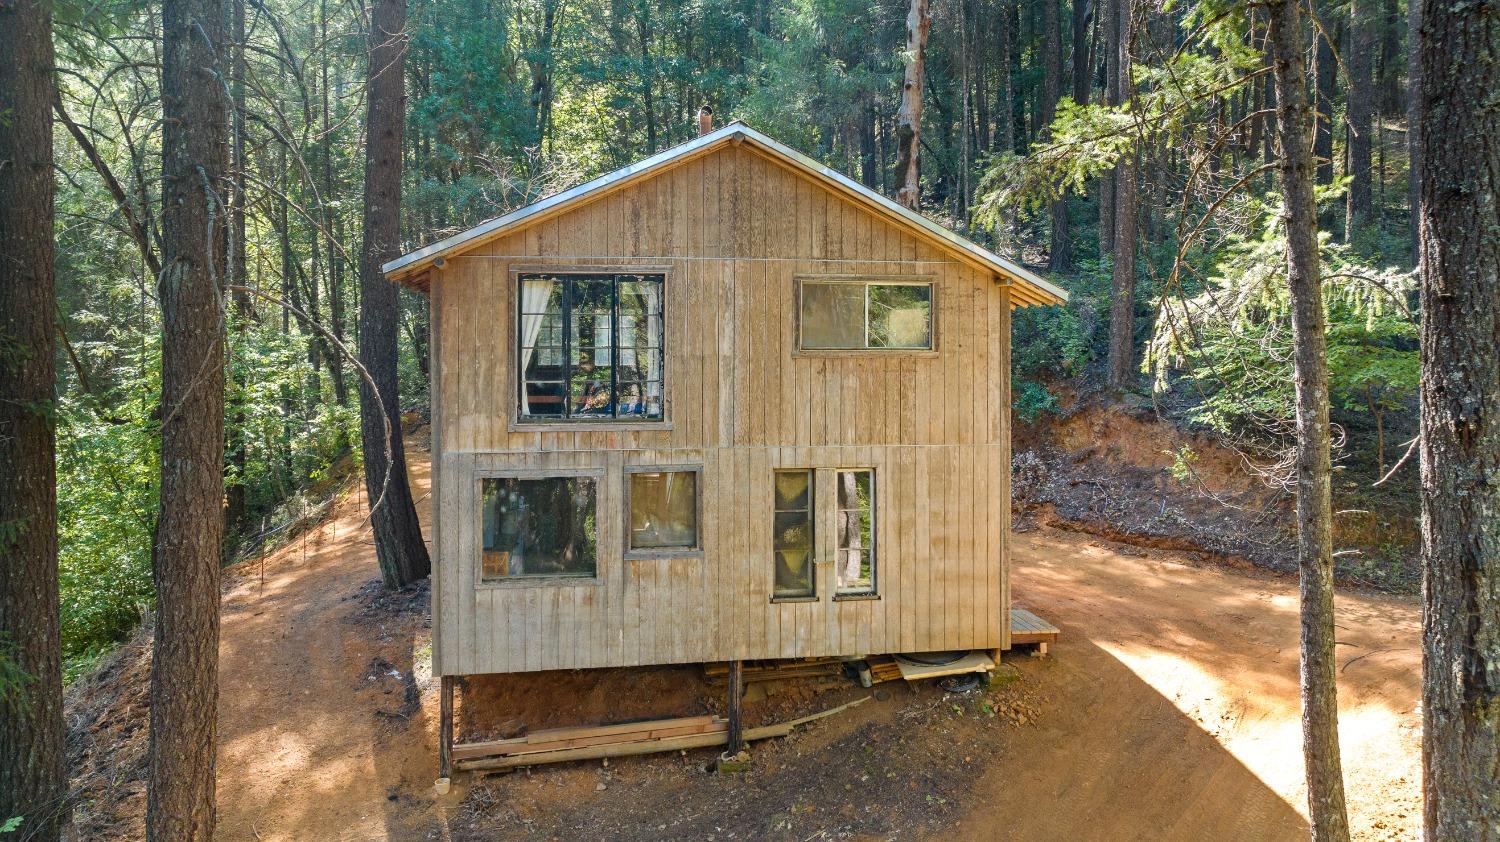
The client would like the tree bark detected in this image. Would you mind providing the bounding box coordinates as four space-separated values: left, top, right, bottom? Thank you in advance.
1313 11 1336 185
895 0 931 210
1404 0 1421 259
1416 0 1500 832
1104 0 1134 388
1346 0 1374 235
1043 0 1071 271
0 0 67 836
150 0 229 832
1267 0 1352 838
1071 0 1091 105
359 0 432 589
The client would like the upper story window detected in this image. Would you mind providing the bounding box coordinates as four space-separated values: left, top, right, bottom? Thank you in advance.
798 279 933 351
518 272 664 422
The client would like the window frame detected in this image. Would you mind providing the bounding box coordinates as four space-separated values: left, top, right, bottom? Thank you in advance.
508 266 672 430
474 467 606 589
832 467 878 599
622 464 705 560
793 275 938 355
769 467 819 603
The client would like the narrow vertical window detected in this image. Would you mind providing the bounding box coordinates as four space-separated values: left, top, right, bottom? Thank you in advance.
835 469 875 594
773 469 815 599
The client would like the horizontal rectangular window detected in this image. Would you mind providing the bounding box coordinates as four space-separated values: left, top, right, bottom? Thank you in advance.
481 476 597 581
799 280 932 350
773 469 815 599
629 469 699 552
519 272 665 422
835 469 875 595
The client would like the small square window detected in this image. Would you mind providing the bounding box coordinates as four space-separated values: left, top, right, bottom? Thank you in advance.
628 469 700 552
481 476 598 581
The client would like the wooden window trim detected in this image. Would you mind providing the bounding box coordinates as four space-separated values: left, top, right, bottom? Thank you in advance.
473 467 606 589
792 274 938 356
507 266 672 428
622 464 705 560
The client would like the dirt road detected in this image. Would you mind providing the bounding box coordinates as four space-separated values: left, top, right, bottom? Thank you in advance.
204 452 1420 841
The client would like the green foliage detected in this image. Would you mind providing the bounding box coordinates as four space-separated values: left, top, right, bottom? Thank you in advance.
1144 208 1419 448
55 342 158 661
1166 445 1198 485
1012 377 1060 421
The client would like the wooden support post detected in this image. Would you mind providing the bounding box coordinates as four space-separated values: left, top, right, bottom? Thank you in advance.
726 660 744 756
438 675 455 781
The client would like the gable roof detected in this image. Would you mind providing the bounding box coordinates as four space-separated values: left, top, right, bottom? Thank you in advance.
383 122 1068 307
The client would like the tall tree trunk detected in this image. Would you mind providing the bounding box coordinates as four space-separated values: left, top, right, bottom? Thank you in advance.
1043 0 1071 271
895 0 931 210
1267 0 1352 838
1071 0 1091 104
150 0 229 831
226 0 250 535
0 0 67 836
1416 0 1500 832
1313 11 1335 185
998 0 1016 154
1098 0 1119 255
359 0 432 589
1104 0 1134 387
1346 0 1374 235
1375 0 1401 115
1404 0 1421 259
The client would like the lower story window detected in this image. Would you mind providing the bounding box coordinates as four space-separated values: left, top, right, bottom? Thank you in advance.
628 469 699 552
835 469 875 594
773 469 815 598
481 476 598 581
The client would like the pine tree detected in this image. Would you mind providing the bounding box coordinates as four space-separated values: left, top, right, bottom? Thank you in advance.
0 0 67 836
358 0 433 589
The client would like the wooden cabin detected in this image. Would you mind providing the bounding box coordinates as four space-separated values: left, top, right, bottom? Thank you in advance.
384 121 1067 769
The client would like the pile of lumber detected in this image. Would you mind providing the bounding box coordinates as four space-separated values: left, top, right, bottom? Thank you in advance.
451 697 869 772
702 658 847 684
865 655 904 684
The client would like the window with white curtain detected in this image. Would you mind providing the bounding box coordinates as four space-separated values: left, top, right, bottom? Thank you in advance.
518 272 664 421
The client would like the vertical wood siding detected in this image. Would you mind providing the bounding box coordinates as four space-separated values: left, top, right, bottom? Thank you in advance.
430 145 1013 675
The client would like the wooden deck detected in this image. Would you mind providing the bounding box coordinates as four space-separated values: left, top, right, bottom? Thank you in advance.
1010 607 1060 655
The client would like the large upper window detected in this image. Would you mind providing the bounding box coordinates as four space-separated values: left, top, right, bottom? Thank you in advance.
480 476 598 581
518 272 664 421
799 280 933 350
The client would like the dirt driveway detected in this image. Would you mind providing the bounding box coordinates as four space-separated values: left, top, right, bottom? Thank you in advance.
206 452 1421 841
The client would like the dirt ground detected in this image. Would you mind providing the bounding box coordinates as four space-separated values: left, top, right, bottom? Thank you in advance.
65 447 1422 840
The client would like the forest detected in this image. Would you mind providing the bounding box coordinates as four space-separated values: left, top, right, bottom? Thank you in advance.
1 0 1496 836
